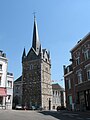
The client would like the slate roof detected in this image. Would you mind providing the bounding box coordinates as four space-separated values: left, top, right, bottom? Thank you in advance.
14 76 22 83
52 83 64 91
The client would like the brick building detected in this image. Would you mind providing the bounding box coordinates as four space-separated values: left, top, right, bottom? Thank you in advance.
14 17 52 110
64 33 90 111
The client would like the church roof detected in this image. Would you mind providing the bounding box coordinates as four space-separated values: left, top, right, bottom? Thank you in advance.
14 76 22 83
32 16 41 55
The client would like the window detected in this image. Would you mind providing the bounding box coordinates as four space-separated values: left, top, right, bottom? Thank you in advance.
84 50 90 60
7 81 12 88
30 64 33 70
53 91 54 96
0 97 3 105
0 64 2 70
67 79 71 89
68 95 72 105
56 91 57 96
15 85 20 93
77 71 82 84
76 57 80 65
0 76 1 85
87 69 90 80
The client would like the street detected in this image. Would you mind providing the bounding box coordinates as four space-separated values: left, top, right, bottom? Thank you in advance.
0 110 90 120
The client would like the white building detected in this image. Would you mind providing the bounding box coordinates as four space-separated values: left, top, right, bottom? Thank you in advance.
52 83 65 110
0 50 13 109
6 72 13 109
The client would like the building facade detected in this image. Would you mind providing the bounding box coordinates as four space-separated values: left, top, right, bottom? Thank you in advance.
0 50 13 109
52 83 65 110
64 33 90 111
14 17 52 110
13 76 22 107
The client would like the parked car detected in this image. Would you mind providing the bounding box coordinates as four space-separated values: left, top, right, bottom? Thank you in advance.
15 104 22 110
57 106 66 111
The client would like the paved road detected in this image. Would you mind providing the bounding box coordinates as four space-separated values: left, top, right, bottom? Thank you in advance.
0 110 58 120
0 110 90 120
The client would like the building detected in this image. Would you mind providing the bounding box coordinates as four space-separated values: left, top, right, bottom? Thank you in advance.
52 83 65 110
14 17 52 110
0 50 13 109
63 33 90 111
13 76 22 107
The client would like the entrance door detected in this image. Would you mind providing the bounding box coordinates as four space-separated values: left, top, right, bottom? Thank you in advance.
49 98 51 110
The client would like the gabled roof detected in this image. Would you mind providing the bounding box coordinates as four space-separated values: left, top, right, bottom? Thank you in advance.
14 76 22 83
52 83 64 91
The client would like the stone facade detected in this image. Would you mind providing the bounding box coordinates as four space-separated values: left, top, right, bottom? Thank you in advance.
14 17 52 110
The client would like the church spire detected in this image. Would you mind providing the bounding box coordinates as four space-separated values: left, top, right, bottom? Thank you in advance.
32 16 41 55
22 47 26 62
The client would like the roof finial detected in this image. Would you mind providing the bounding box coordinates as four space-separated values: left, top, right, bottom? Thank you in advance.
33 11 36 20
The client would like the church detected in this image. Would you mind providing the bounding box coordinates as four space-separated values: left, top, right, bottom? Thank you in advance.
13 16 52 110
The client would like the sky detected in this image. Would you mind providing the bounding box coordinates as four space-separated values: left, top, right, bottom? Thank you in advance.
0 0 90 87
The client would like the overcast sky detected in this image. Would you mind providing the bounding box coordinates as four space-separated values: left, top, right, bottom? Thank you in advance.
0 0 90 87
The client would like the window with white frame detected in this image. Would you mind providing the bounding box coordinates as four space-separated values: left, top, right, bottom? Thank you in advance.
77 70 82 84
87 69 90 80
84 50 90 60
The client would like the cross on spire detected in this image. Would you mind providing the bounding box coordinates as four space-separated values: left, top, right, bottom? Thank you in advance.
33 12 36 19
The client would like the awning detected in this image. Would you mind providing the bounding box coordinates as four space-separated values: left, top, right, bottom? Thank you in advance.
0 88 7 96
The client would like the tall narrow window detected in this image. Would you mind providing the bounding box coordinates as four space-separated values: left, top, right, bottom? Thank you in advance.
87 69 90 80
68 95 72 105
0 97 3 105
84 50 90 60
66 78 71 89
76 57 80 65
77 71 82 84
0 64 2 70
8 81 12 88
30 64 33 70
0 76 1 85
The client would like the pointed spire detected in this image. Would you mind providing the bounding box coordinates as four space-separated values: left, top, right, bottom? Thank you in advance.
22 47 26 62
32 16 41 55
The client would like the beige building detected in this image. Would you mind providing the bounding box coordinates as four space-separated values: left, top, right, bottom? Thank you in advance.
52 83 65 110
